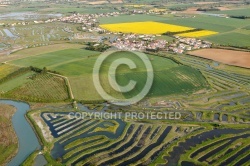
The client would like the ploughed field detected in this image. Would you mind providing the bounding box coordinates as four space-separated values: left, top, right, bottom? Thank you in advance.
189 49 250 68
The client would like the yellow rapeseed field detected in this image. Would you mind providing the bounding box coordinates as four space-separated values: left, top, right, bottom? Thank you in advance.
100 21 194 35
178 30 218 37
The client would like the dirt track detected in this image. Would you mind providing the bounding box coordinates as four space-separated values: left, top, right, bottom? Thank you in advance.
188 49 250 68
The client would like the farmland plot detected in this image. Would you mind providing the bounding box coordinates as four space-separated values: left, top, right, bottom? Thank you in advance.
9 49 100 68
0 64 20 79
178 30 218 37
100 21 194 34
0 71 34 92
204 32 250 47
116 66 209 99
7 74 70 102
67 58 209 100
161 15 250 32
188 49 250 68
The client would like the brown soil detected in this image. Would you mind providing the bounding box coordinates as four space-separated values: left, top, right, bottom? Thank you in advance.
188 49 250 68
217 7 231 11
182 7 200 14
194 2 218 4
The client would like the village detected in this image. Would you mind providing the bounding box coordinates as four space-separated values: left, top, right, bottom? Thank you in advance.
48 12 212 53
0 10 212 55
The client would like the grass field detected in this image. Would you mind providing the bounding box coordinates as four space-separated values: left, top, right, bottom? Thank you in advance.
0 71 34 92
243 25 250 30
209 8 250 17
66 54 207 100
10 50 178 76
0 43 85 63
41 7 116 14
55 51 209 100
0 104 18 165
69 75 103 101
0 3 117 15
8 49 209 101
9 49 100 69
98 14 166 24
11 43 85 57
100 21 194 35
117 66 209 99
204 32 250 47
160 15 250 32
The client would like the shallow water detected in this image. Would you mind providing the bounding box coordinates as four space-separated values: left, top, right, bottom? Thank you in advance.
3 29 15 38
165 128 250 166
34 154 47 166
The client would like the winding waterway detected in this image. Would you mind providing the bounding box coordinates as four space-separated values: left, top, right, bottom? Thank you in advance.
0 100 41 166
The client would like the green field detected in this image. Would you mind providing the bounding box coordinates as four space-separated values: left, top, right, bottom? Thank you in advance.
0 2 117 14
0 71 34 92
11 44 84 57
98 14 166 24
209 8 250 17
41 6 117 14
10 49 100 69
9 49 209 101
160 15 250 32
117 66 208 99
63 52 208 100
51 51 178 76
243 25 250 30
204 32 250 47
